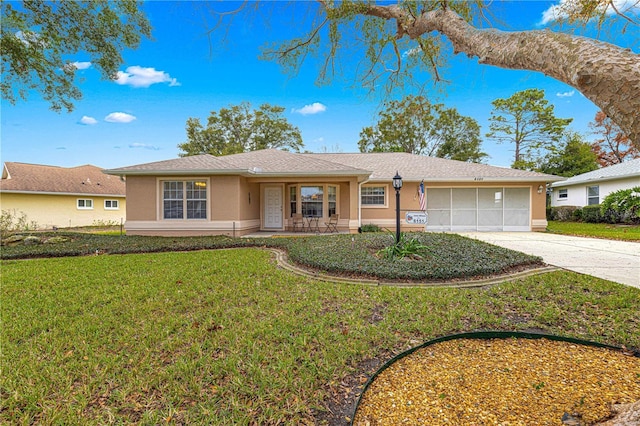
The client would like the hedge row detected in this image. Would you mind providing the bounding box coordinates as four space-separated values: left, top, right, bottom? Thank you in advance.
547 205 639 224
547 186 640 224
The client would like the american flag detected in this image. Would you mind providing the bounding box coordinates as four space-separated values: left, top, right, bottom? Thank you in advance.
418 180 426 211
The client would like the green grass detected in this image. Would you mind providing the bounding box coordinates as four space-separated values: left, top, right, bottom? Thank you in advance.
2 249 639 424
1 232 542 281
547 220 640 241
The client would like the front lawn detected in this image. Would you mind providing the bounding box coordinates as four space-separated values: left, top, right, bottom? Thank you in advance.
2 248 639 424
0 232 542 281
547 220 640 241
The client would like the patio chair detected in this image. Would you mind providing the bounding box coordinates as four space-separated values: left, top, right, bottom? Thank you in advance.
292 213 304 232
324 214 339 233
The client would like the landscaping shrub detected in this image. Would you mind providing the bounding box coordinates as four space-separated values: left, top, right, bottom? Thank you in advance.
360 223 382 232
582 205 603 223
377 232 428 260
0 209 38 239
600 186 640 224
547 206 581 222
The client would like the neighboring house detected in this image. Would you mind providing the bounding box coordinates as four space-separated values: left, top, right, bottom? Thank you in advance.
550 158 640 208
1 162 126 229
104 149 561 236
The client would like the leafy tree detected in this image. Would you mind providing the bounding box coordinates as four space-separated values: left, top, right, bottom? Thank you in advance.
358 95 486 162
1 0 151 112
252 1 640 144
486 89 572 170
178 102 304 156
433 107 487 163
538 131 598 177
589 111 640 167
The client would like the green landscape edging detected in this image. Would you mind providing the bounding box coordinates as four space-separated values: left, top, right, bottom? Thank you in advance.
350 331 640 426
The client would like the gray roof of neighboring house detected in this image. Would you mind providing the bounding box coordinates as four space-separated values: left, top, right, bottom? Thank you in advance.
1 162 126 196
550 158 640 188
104 149 561 182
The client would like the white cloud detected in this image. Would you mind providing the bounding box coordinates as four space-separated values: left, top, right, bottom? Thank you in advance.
15 30 43 47
105 112 137 123
402 47 420 58
114 66 180 88
540 0 640 25
79 115 98 125
556 91 575 98
292 102 327 115
129 142 160 151
72 61 92 70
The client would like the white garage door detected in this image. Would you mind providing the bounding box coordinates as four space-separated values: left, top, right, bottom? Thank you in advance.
426 187 530 232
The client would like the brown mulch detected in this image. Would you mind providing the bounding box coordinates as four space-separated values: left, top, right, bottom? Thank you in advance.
354 338 640 426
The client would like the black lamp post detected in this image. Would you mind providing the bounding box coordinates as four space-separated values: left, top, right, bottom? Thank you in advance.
392 171 403 245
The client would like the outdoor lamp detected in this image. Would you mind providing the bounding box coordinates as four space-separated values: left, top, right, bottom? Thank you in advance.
537 184 544 194
393 172 403 190
393 171 403 245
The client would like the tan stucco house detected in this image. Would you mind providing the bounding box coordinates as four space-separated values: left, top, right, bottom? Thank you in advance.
1 162 126 229
104 149 562 236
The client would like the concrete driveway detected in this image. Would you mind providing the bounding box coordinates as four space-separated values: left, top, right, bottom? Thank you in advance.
457 232 640 289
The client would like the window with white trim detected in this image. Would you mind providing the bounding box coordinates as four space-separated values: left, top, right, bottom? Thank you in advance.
587 185 599 205
289 186 297 217
77 199 93 209
328 186 337 216
361 186 386 206
301 186 323 217
163 180 207 219
104 200 119 210
558 189 568 200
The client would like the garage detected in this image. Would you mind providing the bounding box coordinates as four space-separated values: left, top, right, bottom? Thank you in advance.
426 187 531 232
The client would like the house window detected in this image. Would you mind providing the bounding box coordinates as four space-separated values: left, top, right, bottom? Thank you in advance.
328 186 337 216
361 186 386 206
301 186 323 217
77 199 93 210
289 186 297 216
558 189 568 200
163 180 207 219
587 185 599 205
104 200 119 210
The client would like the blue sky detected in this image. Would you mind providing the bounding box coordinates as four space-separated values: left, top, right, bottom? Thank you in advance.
2 1 638 170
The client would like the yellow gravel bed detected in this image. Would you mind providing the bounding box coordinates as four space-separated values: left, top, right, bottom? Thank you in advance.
354 338 640 425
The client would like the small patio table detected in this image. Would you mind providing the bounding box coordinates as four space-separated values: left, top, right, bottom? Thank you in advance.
305 216 320 233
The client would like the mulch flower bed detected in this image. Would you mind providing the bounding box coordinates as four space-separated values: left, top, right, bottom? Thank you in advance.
354 338 640 425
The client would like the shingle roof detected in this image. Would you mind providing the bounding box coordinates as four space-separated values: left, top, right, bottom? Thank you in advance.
104 149 561 182
105 149 370 177
1 162 125 196
221 149 369 175
103 154 241 175
551 158 640 187
311 152 559 182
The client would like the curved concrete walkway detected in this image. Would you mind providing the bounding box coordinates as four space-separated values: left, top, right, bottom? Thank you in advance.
456 232 640 289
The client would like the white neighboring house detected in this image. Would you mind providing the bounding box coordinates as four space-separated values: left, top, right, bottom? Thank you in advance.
550 158 640 207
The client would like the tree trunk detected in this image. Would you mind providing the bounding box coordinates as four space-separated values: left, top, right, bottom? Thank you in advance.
363 5 640 144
